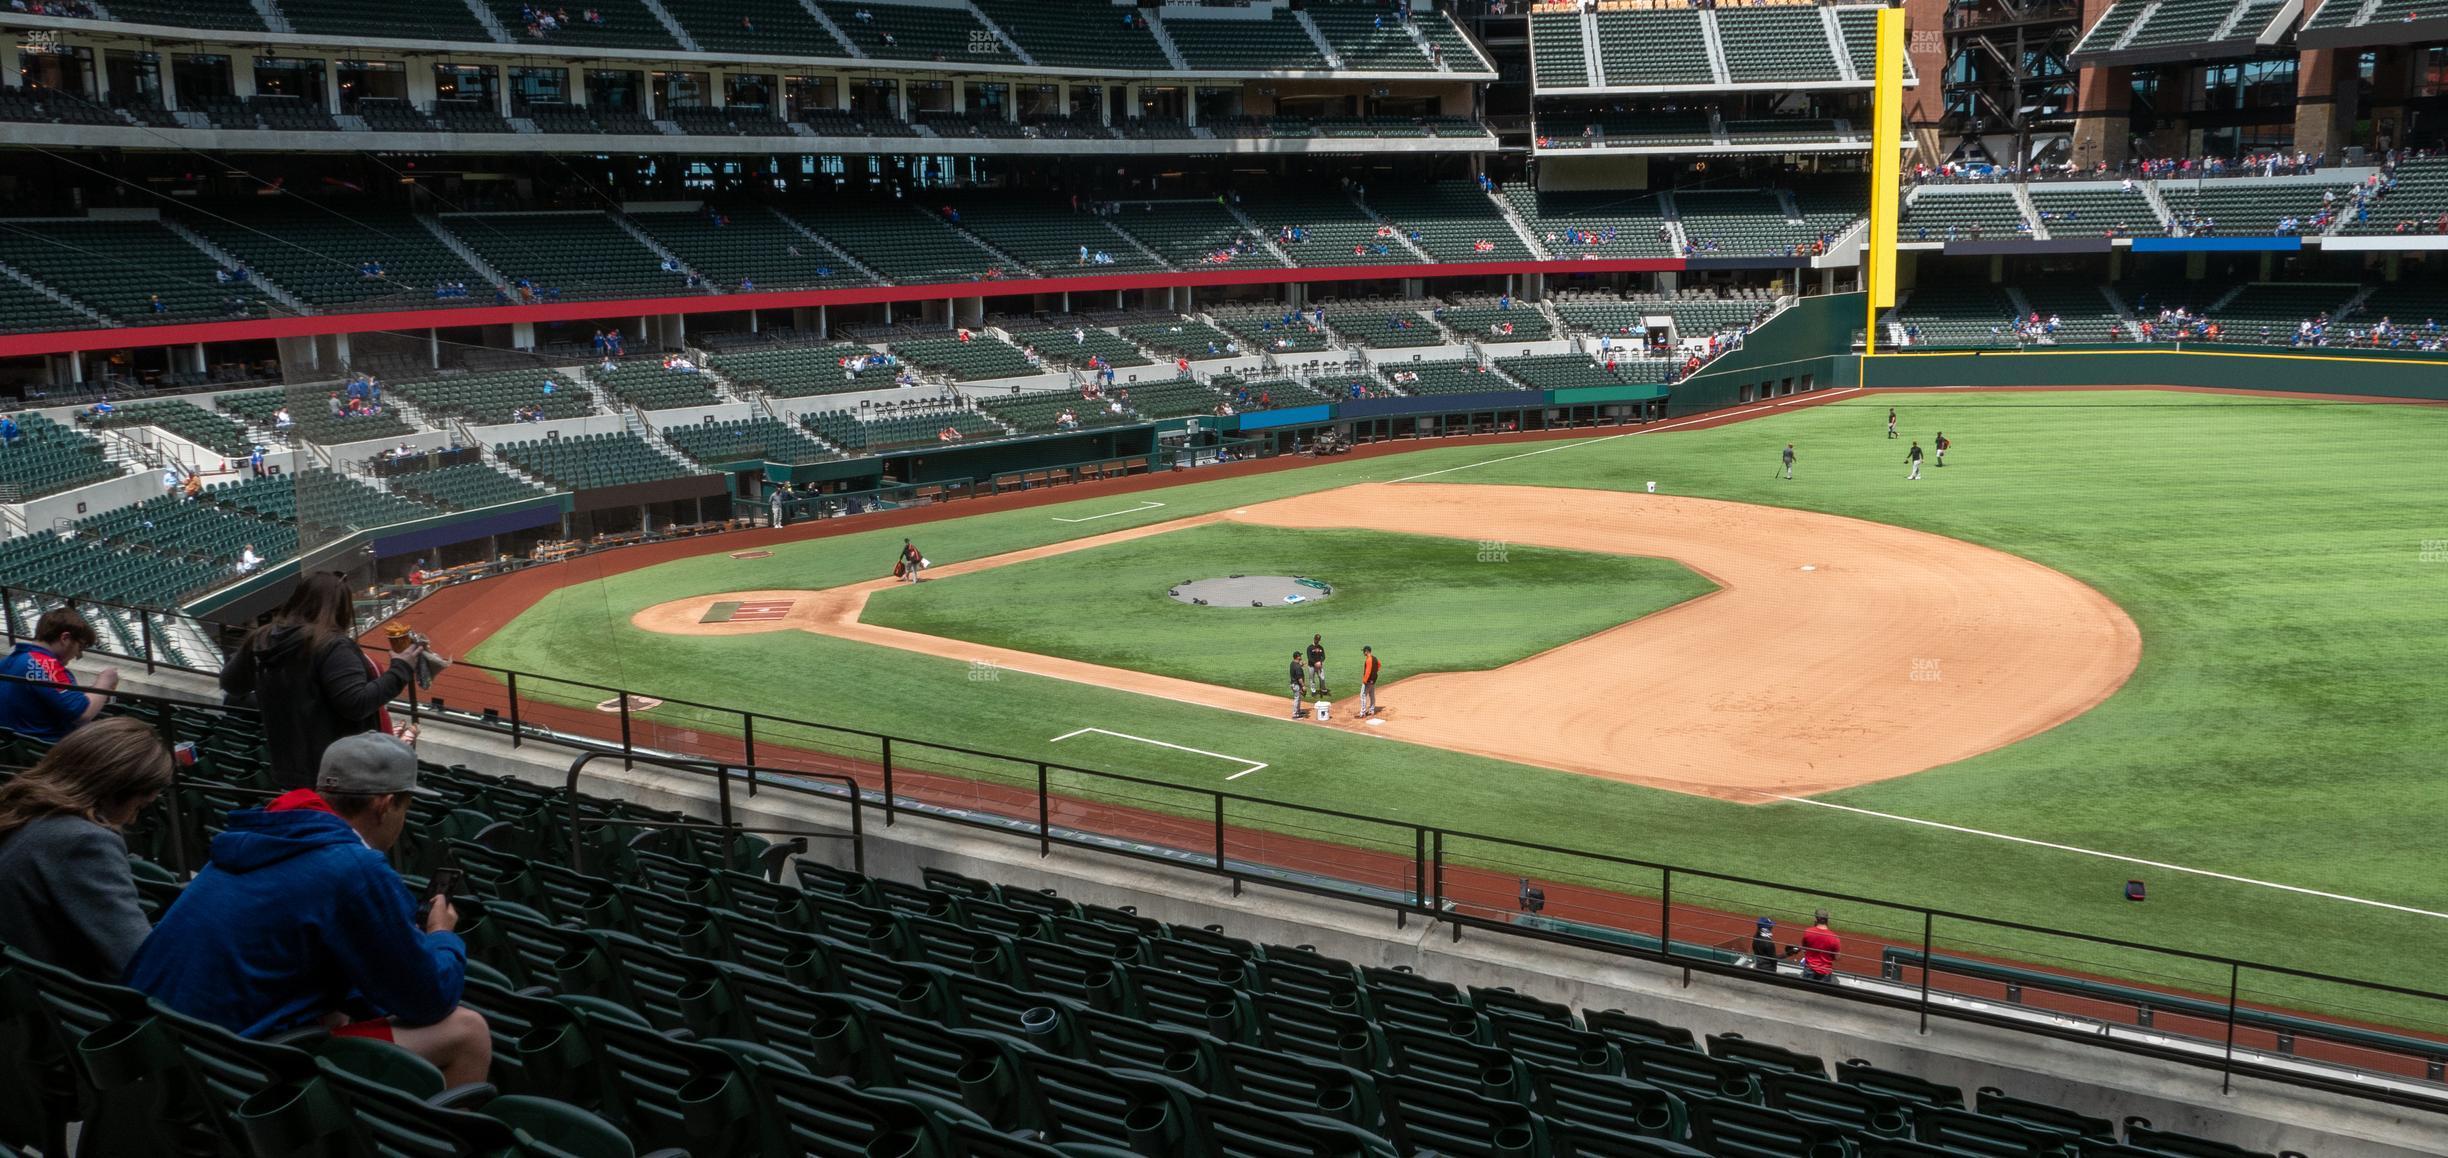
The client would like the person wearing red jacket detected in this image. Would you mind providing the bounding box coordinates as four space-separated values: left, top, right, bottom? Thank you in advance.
1801 909 1843 982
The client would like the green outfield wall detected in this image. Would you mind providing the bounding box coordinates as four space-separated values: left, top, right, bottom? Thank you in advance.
1863 345 2448 398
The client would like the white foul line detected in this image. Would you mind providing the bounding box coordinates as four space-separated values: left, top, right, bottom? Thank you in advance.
1051 726 1269 780
1773 795 2448 921
1053 500 1167 524
1387 387 1866 484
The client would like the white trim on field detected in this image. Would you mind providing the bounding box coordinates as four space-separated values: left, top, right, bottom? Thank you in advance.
1050 726 1269 780
1052 501 1167 523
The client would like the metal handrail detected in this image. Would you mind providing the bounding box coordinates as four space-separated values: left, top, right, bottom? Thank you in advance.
559 748 862 877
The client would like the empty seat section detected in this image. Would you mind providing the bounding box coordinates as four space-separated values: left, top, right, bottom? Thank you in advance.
1596 10 1713 86
1366 182 1536 262
1122 318 1243 359
889 335 1038 381
780 202 999 284
1306 2 1435 70
1889 284 2018 345
102 0 264 29
974 0 1171 69
1211 305 1334 354
712 343 901 397
1673 190 1817 257
804 407 1004 451
977 388 1139 432
439 213 689 301
387 370 594 424
664 0 847 54
495 432 703 488
182 207 491 312
1716 8 1842 82
1006 324 1154 369
1899 190 2030 240
1532 11 1592 87
84 400 255 457
1388 359 1523 396
629 210 873 291
1504 185 1676 257
939 198 1163 274
0 412 120 500
660 417 838 466
389 461 559 509
0 220 268 325
2027 187 2165 237
281 0 492 41
218 386 419 444
811 0 991 60
593 362 727 410
1165 10 1329 70
486 0 680 49
1240 190 1419 266
1108 201 1282 269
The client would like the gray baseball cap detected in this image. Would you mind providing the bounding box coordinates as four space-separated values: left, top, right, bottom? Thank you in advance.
316 733 428 796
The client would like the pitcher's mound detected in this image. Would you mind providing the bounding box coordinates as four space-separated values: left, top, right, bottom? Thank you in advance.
1168 575 1334 607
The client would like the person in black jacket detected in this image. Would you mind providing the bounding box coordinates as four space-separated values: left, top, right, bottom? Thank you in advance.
221 572 424 789
0 717 174 978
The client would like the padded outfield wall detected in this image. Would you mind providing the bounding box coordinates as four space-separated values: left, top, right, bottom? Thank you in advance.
1728 291 2448 402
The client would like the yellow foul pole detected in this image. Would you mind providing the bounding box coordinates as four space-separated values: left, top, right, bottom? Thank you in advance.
1863 3 1906 358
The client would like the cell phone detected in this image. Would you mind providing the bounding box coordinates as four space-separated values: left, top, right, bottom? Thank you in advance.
424 867 463 905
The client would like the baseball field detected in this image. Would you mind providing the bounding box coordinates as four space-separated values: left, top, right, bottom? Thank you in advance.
453 388 2448 1019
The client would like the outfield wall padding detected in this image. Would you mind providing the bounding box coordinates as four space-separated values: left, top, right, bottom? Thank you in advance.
1863 346 2448 399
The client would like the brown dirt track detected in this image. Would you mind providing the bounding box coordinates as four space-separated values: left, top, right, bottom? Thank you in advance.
631 482 2141 802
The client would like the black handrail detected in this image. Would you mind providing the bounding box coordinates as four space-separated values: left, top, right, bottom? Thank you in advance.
559 748 863 877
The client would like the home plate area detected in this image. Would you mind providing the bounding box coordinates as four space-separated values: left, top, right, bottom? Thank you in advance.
700 599 797 624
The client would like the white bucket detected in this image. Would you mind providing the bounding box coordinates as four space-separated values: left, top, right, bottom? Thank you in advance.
1314 701 1332 722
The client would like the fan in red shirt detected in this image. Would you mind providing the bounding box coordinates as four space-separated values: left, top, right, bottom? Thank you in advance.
1800 909 1842 982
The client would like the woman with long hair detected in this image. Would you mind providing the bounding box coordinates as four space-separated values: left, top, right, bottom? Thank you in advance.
219 572 425 789
0 717 174 976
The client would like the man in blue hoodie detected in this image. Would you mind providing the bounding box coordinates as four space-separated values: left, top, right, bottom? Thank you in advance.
0 608 117 743
126 733 491 1086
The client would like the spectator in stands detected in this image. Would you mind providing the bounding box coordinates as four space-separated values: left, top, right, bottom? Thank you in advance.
218 572 423 790
126 733 491 1086
1800 909 1842 982
0 608 118 743
0 414 16 447
237 544 263 574
149 294 167 314
0 717 172 978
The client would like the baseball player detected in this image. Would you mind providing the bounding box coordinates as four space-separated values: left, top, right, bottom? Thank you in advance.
1934 431 1949 467
1887 407 1898 439
1905 440 1923 480
1306 635 1329 695
1358 646 1381 716
1288 651 1310 719
1780 443 1796 480
898 538 924 583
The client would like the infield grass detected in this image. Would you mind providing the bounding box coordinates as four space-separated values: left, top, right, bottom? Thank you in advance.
859 523 1714 696
472 390 2448 1021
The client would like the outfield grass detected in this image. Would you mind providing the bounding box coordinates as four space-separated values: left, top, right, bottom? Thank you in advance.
471 390 2448 1017
860 524 1713 696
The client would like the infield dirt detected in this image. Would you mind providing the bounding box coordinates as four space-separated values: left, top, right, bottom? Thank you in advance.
632 482 2140 800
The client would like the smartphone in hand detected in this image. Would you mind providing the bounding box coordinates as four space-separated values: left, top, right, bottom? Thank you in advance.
422 867 463 931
